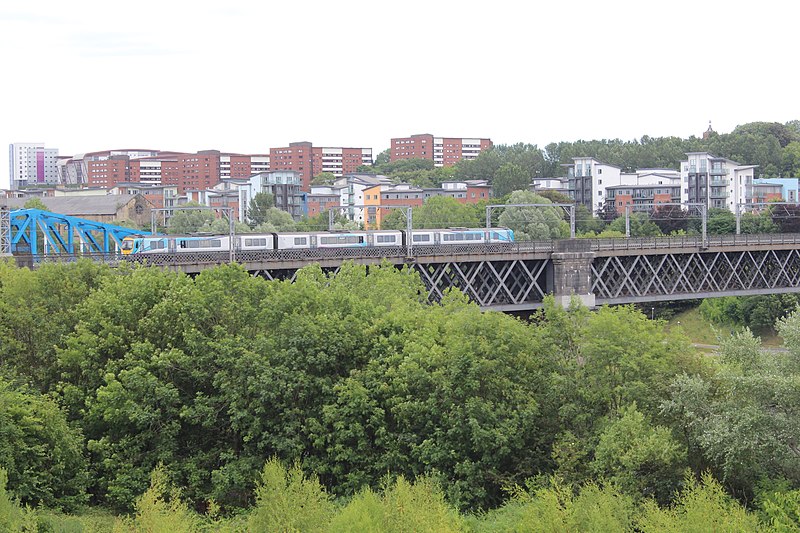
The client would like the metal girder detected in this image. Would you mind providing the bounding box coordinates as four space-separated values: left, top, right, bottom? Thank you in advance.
9 209 148 255
592 249 800 302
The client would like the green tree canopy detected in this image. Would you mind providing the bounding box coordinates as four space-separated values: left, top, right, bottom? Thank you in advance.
167 202 214 234
382 196 481 230
246 192 275 226
497 190 570 240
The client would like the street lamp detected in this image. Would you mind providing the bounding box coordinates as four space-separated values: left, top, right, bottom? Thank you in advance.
651 307 655 320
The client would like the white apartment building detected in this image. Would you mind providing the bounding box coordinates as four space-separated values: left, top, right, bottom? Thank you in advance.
238 171 304 222
333 173 393 223
566 157 623 213
680 152 757 212
8 143 60 189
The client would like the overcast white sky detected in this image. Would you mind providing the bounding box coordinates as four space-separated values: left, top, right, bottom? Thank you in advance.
1 0 797 187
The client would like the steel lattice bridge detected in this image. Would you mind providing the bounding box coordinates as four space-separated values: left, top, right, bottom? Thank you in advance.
3 208 149 257
13 230 800 311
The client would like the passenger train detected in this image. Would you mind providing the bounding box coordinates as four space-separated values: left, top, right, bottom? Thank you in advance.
121 228 514 255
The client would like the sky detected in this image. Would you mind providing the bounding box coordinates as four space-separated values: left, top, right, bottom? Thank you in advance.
1 0 797 188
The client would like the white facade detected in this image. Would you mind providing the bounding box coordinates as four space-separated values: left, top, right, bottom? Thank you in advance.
333 174 393 223
138 160 162 185
8 143 60 189
567 157 623 213
238 171 303 222
680 152 757 212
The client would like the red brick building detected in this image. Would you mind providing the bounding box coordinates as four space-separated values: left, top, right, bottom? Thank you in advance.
270 142 373 192
390 134 493 167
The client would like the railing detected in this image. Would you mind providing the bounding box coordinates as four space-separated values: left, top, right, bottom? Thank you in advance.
586 233 800 251
13 233 800 268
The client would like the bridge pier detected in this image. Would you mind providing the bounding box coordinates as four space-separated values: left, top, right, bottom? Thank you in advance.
550 239 596 308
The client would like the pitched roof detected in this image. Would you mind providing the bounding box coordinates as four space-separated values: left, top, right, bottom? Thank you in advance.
1 194 145 215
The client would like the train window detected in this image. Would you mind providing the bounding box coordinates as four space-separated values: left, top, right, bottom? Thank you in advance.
377 235 396 243
294 237 307 245
412 234 431 242
320 237 336 244
245 238 267 247
149 240 165 250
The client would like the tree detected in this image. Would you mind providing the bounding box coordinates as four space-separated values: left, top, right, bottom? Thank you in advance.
246 192 275 226
167 202 214 234
740 211 777 234
373 149 390 166
705 208 736 235
497 190 570 240
247 458 333 532
311 172 336 186
0 377 88 510
22 197 48 211
383 196 480 230
607 213 662 237
591 404 687 504
492 162 530 197
252 208 296 232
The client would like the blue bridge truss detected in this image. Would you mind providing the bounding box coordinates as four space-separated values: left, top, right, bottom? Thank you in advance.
5 208 150 255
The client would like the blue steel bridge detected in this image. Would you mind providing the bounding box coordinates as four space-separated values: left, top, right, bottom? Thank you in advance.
5 207 800 311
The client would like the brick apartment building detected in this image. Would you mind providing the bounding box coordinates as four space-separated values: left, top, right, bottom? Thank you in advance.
270 142 373 191
390 134 493 167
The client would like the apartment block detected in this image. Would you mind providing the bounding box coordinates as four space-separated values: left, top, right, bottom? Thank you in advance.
680 152 757 212
238 171 305 222
566 157 623 214
364 183 425 230
8 143 60 189
390 134 493 167
305 185 344 219
270 142 373 192
604 170 681 215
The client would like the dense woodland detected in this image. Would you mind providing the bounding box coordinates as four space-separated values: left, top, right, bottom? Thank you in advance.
1 259 799 531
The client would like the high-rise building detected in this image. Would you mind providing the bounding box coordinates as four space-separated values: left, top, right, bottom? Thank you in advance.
8 143 60 189
390 134 492 167
270 142 373 191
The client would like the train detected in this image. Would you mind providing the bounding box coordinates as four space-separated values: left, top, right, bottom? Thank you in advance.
120 228 515 255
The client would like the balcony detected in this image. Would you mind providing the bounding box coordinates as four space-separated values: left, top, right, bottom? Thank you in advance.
710 179 729 187
709 167 728 176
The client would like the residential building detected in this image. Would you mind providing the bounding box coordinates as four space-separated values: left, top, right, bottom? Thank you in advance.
390 134 492 167
604 169 682 215
752 178 799 204
440 180 492 203
306 185 345 220
333 173 393 224
110 183 180 222
8 143 60 189
219 154 271 179
680 152 757 212
566 157 623 214
531 177 570 196
270 142 373 191
363 183 424 230
238 171 304 222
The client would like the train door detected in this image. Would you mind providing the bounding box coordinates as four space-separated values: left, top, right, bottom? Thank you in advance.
168 238 176 253
366 233 374 246
309 235 317 249
433 232 441 245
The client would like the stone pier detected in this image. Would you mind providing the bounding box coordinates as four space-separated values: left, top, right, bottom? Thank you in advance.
550 239 596 308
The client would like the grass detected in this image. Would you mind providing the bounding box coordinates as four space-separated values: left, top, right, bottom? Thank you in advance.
665 306 784 347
